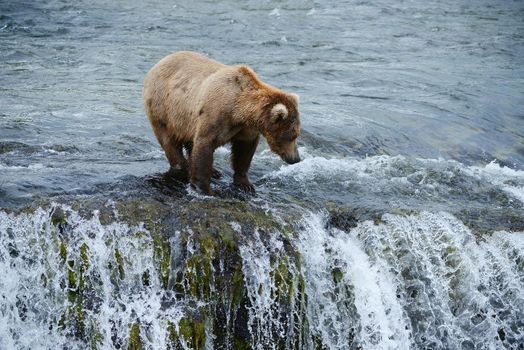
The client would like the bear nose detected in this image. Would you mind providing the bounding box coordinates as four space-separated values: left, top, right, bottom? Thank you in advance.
282 149 300 164
284 156 300 164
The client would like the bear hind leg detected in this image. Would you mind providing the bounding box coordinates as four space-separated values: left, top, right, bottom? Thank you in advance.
151 120 189 175
190 142 215 195
185 141 222 179
162 137 189 177
165 144 188 172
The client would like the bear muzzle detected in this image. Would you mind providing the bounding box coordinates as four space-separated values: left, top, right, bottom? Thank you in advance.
281 147 301 164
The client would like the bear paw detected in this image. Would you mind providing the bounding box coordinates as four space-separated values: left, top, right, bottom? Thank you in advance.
233 182 256 194
190 181 213 196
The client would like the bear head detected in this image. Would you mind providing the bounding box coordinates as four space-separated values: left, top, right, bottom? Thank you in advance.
262 94 301 164
234 66 301 164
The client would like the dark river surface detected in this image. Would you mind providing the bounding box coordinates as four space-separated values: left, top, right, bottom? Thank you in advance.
1 0 523 207
1 0 524 349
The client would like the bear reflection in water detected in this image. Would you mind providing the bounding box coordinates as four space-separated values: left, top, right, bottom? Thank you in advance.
143 51 301 195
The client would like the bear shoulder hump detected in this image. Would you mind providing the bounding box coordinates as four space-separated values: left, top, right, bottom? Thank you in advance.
233 65 263 92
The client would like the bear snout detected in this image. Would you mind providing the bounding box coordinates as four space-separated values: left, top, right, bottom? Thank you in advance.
282 148 300 164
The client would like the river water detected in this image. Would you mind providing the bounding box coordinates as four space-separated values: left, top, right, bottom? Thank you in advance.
1 0 523 349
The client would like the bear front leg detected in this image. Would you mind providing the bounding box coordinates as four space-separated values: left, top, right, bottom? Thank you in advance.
190 142 215 195
231 136 259 193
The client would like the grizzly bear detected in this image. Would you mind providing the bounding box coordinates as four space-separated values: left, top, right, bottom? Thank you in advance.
143 51 301 195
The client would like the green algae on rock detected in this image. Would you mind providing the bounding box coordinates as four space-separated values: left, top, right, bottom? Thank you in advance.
24 196 306 349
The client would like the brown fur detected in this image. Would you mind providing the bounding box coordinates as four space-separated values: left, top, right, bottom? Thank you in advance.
143 51 301 195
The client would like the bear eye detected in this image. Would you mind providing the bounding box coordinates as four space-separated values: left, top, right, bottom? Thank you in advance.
282 131 296 141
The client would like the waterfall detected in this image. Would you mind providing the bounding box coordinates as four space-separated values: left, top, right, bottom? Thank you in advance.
294 211 524 349
1 206 522 349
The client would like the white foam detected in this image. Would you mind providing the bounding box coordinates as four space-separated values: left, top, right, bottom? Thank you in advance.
185 183 215 199
265 152 524 204
465 160 524 203
263 153 413 194
229 221 242 233
269 8 280 17
502 185 524 203
136 148 165 160
482 160 524 178
0 162 47 170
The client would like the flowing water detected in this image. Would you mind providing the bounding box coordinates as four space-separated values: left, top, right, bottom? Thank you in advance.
1 0 524 349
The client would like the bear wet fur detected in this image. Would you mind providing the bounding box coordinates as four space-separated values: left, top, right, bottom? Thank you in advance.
143 51 301 195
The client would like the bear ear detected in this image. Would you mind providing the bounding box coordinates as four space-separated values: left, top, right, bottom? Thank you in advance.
271 103 288 122
289 93 299 105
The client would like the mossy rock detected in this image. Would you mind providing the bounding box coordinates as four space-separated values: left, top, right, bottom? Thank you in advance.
19 194 305 349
